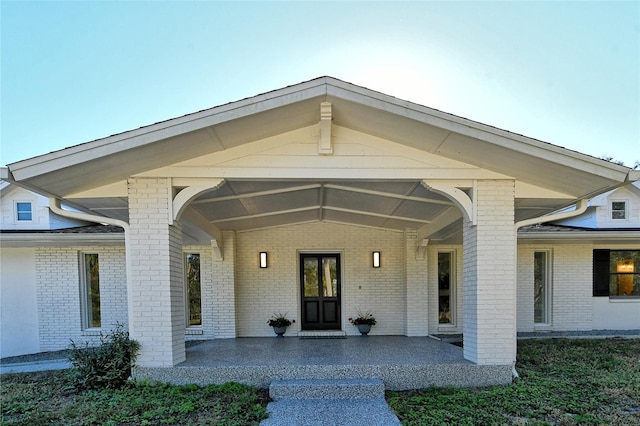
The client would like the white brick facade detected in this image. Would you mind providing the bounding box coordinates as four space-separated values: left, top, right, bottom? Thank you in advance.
128 178 185 367
234 222 409 337
404 229 429 336
35 246 127 351
463 180 517 365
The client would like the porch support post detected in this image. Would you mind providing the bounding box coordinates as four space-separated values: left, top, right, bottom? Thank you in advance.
405 228 428 336
128 177 186 367
462 180 517 365
212 230 238 338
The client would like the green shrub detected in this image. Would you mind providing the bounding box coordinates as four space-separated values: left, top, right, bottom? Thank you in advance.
68 323 140 390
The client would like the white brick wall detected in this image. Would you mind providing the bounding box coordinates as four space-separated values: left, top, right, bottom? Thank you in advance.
405 229 429 336
233 222 406 337
213 231 238 338
463 180 516 365
516 245 536 332
128 178 185 367
36 246 127 351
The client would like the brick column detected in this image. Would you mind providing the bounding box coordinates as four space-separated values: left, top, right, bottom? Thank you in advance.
128 178 185 367
463 180 516 365
405 229 428 336
212 230 237 338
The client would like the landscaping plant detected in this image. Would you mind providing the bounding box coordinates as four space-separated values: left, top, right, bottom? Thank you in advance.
68 323 140 390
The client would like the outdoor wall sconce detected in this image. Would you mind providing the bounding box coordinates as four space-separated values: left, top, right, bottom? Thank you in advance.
372 251 381 268
259 252 268 268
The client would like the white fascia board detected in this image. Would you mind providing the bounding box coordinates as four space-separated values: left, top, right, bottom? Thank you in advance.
518 230 640 243
326 81 630 182
0 233 125 247
0 168 9 180
8 79 331 182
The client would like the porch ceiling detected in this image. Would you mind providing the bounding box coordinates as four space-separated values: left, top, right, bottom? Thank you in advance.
190 180 453 232
66 178 560 244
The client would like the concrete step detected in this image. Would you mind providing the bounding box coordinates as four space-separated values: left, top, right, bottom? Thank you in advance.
269 378 385 400
297 330 346 338
261 398 401 426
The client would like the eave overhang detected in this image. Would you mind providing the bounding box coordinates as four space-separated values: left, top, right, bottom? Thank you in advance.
6 77 631 201
0 232 125 248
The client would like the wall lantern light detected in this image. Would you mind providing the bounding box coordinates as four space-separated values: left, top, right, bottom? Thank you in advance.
259 252 268 268
372 251 381 268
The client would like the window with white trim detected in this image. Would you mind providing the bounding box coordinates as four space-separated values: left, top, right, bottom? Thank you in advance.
593 250 640 297
80 253 101 328
534 251 552 324
16 202 32 221
611 201 627 220
185 253 202 327
438 251 455 324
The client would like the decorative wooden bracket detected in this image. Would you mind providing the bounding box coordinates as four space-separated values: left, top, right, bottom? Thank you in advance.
422 180 477 225
416 238 429 260
319 102 333 155
211 239 223 261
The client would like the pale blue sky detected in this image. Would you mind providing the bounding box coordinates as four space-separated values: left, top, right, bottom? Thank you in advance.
2 1 639 166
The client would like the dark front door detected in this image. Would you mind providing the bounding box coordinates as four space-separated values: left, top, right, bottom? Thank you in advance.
300 253 341 330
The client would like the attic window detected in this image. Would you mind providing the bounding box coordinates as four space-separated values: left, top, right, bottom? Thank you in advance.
16 202 32 221
611 201 626 220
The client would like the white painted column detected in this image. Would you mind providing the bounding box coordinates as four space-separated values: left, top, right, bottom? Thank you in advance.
405 229 428 336
212 230 238 338
463 180 517 365
128 178 186 367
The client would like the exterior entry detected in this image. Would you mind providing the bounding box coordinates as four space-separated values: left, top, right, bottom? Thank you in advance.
300 253 341 330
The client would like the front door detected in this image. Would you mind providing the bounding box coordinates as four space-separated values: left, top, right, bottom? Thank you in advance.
300 253 341 330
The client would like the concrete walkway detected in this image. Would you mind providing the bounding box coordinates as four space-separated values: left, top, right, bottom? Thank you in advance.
0 359 72 375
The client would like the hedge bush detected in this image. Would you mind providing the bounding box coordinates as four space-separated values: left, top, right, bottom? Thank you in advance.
68 323 140 390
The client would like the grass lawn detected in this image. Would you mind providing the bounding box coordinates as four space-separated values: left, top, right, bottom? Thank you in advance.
388 338 640 425
1 373 269 425
1 338 638 425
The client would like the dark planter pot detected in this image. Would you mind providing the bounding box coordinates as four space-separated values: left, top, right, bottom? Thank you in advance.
357 324 371 335
273 326 288 337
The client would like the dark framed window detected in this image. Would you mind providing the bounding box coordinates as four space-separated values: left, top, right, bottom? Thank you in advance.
611 201 626 220
81 253 101 328
593 250 639 297
185 253 202 327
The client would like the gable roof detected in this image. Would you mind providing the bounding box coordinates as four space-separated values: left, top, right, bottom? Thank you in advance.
3 77 635 241
6 76 631 199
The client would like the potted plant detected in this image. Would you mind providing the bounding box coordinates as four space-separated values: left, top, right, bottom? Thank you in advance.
267 312 292 337
349 310 376 335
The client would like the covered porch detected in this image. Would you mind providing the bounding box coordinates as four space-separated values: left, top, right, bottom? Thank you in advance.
133 336 512 390
6 77 632 384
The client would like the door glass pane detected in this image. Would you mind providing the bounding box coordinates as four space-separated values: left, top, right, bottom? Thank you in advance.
304 258 319 297
534 251 547 323
322 257 337 297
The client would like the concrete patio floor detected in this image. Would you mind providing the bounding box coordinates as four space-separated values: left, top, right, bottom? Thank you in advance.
133 336 513 390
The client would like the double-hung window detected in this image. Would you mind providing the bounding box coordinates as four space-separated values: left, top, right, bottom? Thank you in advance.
16 202 32 221
80 253 101 328
593 250 639 297
611 201 627 220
